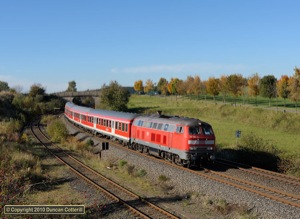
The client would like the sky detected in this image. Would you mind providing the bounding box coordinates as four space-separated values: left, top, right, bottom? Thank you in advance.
0 0 299 93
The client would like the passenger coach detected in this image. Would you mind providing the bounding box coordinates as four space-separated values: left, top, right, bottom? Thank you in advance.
65 102 137 143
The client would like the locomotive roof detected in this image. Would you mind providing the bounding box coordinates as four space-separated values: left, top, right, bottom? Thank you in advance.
65 102 138 121
134 113 211 127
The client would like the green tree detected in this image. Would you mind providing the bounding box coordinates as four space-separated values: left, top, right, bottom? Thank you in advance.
66 80 77 92
0 81 10 92
29 83 46 98
260 75 277 106
167 78 180 95
157 78 169 95
99 81 130 111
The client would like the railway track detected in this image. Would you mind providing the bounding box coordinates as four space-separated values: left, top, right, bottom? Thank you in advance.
215 158 300 187
64 116 300 210
31 122 180 219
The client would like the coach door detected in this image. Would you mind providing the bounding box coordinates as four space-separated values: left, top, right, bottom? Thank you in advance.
111 120 115 135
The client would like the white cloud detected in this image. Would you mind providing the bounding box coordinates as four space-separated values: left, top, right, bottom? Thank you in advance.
110 63 246 75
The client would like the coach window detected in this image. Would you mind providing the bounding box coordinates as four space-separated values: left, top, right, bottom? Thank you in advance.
115 122 119 129
108 120 111 127
119 122 122 130
138 120 144 127
122 123 125 131
152 123 157 129
167 124 176 132
157 123 163 130
125 124 128 132
164 124 169 131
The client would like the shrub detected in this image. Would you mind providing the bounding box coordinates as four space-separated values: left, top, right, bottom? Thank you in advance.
126 165 135 176
158 175 169 182
46 119 68 143
136 169 147 177
86 138 94 147
235 133 281 170
118 160 127 167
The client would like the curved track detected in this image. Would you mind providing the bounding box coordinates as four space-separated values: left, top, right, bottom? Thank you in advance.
65 116 300 209
31 122 180 219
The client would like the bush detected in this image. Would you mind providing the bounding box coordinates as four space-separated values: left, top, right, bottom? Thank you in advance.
234 133 281 170
136 169 147 177
119 160 127 167
126 165 135 176
46 119 68 143
86 138 94 147
158 175 169 182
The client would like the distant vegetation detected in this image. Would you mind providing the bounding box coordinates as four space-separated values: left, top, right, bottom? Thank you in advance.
0 81 66 211
133 67 300 111
96 80 130 111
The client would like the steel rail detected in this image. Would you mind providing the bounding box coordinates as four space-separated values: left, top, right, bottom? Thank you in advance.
33 122 179 219
216 158 300 186
64 116 300 209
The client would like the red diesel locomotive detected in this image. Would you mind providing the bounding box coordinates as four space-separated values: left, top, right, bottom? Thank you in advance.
65 102 216 167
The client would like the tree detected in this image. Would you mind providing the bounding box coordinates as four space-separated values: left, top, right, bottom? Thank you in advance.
277 75 290 107
167 78 180 95
185 76 195 95
66 80 77 92
288 67 300 112
0 81 9 92
191 75 202 96
219 75 229 103
144 79 154 94
260 75 277 106
206 77 220 102
99 81 130 111
134 80 143 94
176 79 186 95
248 73 260 106
226 74 246 106
157 78 169 95
29 83 46 98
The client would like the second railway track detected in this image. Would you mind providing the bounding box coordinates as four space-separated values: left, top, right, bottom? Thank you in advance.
31 122 180 219
64 116 300 210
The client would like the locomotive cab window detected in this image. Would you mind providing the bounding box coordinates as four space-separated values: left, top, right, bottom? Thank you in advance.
202 125 214 135
189 126 200 135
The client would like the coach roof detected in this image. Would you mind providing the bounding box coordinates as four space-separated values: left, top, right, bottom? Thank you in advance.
65 102 138 121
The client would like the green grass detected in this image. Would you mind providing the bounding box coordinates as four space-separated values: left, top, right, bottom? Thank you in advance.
187 94 300 110
128 95 300 174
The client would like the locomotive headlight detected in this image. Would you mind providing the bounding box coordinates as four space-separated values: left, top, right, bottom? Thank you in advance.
190 146 197 150
207 147 214 150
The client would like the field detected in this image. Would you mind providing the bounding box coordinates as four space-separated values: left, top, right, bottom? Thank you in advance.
127 95 300 174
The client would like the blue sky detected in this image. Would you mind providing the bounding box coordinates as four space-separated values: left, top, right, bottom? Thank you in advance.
0 0 299 93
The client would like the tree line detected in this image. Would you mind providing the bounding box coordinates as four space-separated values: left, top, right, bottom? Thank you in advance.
133 67 300 107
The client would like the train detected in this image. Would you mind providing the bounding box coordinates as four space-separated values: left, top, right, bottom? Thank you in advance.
64 102 216 167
